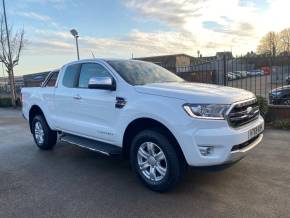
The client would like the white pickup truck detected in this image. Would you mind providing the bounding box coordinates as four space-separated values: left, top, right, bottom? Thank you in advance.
22 59 264 192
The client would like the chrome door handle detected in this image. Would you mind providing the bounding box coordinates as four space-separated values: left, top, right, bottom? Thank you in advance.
73 94 82 100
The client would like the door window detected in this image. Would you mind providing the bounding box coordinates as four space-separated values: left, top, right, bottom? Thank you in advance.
78 63 112 88
46 71 59 87
62 64 80 88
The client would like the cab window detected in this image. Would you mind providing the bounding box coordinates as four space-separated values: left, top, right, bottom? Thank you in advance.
78 63 112 88
46 71 59 87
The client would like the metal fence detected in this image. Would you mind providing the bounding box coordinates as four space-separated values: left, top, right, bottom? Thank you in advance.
0 71 49 98
1 56 290 105
176 55 290 105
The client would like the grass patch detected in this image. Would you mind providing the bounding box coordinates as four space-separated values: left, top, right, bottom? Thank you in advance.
269 119 290 130
256 96 268 119
0 97 12 107
0 97 21 107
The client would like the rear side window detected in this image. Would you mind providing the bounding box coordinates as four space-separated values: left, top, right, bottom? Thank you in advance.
78 63 112 88
46 71 59 87
62 64 80 88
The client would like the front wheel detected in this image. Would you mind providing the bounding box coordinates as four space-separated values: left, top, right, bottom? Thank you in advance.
32 115 57 150
130 129 186 192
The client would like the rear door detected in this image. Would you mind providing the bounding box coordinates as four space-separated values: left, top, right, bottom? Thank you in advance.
54 63 81 132
42 70 59 127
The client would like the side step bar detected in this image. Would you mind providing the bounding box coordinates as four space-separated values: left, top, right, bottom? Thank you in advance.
60 133 122 157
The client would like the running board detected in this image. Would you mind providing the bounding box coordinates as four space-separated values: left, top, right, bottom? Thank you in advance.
60 133 122 157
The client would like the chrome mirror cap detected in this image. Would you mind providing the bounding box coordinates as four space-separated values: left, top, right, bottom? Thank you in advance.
88 77 116 90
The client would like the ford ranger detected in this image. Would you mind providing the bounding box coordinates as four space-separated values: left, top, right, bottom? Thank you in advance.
21 59 264 192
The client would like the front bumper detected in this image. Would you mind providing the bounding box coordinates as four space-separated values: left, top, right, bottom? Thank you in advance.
225 133 263 163
175 115 264 167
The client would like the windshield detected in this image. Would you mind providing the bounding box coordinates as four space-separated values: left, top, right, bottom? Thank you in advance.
107 60 184 85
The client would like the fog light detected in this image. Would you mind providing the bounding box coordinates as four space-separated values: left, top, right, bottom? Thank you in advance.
199 146 214 156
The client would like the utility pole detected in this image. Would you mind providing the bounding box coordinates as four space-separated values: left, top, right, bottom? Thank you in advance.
2 0 16 106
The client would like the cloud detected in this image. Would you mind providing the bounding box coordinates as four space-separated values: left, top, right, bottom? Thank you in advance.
15 0 290 75
18 12 51 21
22 0 76 9
125 0 204 27
33 40 73 50
124 0 290 54
19 0 290 58
25 28 199 58
16 10 68 30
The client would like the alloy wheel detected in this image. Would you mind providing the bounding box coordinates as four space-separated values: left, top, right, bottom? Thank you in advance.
137 142 167 182
34 121 44 145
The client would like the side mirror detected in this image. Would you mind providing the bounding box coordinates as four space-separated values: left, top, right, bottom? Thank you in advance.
88 76 116 91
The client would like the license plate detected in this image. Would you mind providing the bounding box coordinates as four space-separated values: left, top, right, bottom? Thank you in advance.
248 124 263 140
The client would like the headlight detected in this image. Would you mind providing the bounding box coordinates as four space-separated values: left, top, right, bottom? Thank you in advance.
183 104 230 120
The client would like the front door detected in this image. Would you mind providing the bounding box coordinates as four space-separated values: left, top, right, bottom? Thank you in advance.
71 62 118 143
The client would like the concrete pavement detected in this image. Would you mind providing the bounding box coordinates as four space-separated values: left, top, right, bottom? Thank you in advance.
0 108 290 218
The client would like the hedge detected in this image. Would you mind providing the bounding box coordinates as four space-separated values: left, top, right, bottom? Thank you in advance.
0 97 21 107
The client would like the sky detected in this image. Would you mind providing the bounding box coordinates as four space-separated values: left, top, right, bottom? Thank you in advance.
2 0 290 75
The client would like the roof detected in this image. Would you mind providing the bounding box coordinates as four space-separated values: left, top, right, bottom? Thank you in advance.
134 53 194 60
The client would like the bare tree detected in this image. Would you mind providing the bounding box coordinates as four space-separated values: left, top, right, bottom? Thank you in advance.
257 31 278 56
0 16 24 106
278 28 290 54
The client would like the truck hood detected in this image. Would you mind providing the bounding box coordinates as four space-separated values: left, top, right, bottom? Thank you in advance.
134 82 255 104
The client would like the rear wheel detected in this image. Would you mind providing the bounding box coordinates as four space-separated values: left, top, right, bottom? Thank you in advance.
32 115 57 150
130 129 186 192
283 98 290 105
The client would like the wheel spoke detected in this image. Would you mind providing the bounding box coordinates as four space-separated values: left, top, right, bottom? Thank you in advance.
156 164 166 177
139 161 150 171
155 151 165 161
138 147 150 159
149 166 156 180
146 142 155 156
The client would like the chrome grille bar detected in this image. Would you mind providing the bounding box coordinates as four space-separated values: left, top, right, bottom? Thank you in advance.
226 98 260 127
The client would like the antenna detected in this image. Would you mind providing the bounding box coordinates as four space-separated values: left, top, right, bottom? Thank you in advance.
91 51 95 59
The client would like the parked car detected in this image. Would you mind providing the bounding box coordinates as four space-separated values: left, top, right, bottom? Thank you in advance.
234 71 247 78
269 85 290 105
227 72 237 80
21 59 264 192
247 70 263 77
286 76 290 85
261 67 271 75
231 72 242 79
239 71 248 78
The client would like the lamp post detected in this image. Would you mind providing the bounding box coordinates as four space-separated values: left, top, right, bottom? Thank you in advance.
70 29 80 60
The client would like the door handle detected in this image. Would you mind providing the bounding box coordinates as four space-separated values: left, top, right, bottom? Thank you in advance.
73 94 82 100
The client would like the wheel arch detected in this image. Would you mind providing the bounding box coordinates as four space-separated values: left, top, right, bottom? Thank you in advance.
122 117 186 163
29 105 47 133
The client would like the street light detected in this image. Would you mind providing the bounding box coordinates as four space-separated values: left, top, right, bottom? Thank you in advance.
70 29 80 60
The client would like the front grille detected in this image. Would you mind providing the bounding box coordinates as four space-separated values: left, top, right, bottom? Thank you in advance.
227 98 259 127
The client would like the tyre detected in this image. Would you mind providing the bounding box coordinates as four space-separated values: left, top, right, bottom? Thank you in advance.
130 129 186 192
32 115 57 150
283 98 290 105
